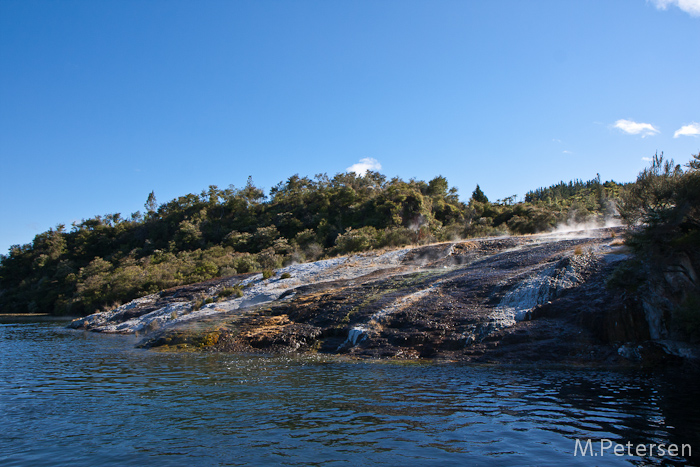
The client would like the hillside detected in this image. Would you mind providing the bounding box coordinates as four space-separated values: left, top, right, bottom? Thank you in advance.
71 227 633 363
0 172 623 317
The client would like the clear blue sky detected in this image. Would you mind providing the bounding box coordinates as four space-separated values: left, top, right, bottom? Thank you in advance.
1 0 699 254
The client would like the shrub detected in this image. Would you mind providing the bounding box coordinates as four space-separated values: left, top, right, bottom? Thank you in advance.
262 269 274 280
272 238 292 255
252 226 280 250
506 207 556 234
380 227 415 247
234 254 261 274
192 295 214 310
174 220 202 249
257 247 282 270
280 272 292 279
606 259 646 292
224 231 252 251
335 226 380 253
218 286 244 299
219 266 237 277
293 229 317 248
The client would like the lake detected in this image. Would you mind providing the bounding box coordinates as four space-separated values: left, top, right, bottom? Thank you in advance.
0 316 697 466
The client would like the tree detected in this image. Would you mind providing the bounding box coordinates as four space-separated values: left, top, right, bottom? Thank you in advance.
427 176 448 197
145 191 158 213
242 176 265 204
619 152 683 226
471 184 489 204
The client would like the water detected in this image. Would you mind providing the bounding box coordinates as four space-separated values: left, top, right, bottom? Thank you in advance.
1 317 698 466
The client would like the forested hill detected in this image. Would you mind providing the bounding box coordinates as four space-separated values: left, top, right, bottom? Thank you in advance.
0 171 624 316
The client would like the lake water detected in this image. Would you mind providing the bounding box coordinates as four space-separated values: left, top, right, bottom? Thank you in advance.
1 316 698 466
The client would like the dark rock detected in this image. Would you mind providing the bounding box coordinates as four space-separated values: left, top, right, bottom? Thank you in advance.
139 227 698 366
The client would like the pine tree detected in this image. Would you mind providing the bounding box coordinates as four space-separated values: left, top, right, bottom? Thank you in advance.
471 184 489 203
145 191 158 213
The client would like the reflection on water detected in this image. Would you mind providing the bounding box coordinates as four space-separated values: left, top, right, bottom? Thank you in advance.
0 317 697 466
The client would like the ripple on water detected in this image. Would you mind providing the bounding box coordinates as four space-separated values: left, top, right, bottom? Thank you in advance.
0 319 698 466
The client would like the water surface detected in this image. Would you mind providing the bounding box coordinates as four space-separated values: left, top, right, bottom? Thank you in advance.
0 317 697 466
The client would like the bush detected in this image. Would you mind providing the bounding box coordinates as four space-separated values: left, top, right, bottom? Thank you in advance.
218 286 243 299
335 226 380 253
280 272 292 279
234 254 261 274
224 231 252 251
606 259 647 292
506 207 556 234
272 238 292 255
252 226 280 250
293 229 318 249
262 269 274 280
174 220 202 249
257 247 282 270
379 227 415 247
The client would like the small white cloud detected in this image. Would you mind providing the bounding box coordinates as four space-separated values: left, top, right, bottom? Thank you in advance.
613 119 660 137
562 150 572 154
650 0 700 17
642 157 654 162
674 122 700 138
346 157 382 175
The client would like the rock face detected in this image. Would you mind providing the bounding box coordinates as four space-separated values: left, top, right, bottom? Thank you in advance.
70 226 691 365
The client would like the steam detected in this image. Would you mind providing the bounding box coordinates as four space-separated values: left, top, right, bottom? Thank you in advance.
408 215 427 232
549 217 622 235
547 199 622 236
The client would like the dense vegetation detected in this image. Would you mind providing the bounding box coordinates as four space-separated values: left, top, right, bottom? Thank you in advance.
615 152 700 342
1 171 625 316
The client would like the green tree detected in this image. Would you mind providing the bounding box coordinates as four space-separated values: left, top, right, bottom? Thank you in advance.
471 184 489 204
145 191 158 213
427 176 448 197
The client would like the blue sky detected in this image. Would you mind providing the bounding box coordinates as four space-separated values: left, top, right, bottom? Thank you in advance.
1 0 699 254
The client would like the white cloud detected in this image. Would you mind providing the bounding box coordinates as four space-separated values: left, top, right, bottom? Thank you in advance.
674 122 700 138
346 157 382 175
562 150 572 154
613 119 660 137
642 157 654 162
650 0 700 17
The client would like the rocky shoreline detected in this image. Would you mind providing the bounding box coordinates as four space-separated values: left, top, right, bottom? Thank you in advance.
69 227 698 367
